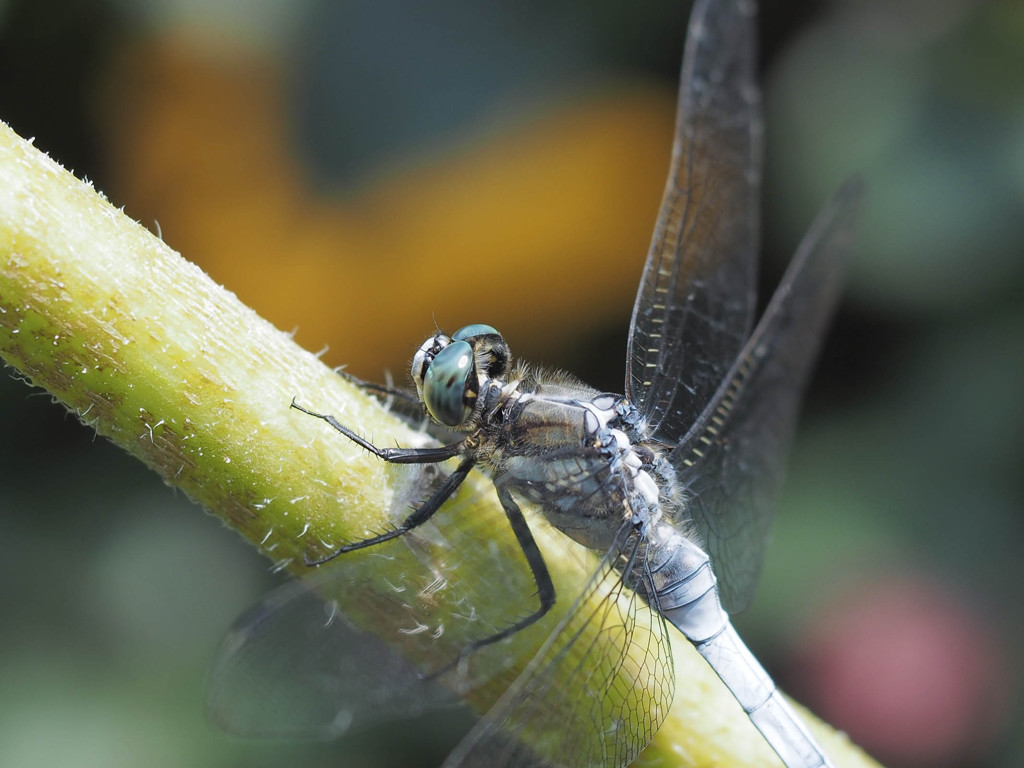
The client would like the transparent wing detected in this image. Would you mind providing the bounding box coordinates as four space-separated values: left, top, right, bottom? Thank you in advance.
442 528 675 768
207 574 463 738
626 0 762 442
207 466 561 739
672 179 865 612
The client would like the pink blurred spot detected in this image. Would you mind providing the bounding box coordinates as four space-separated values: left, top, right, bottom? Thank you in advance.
794 574 1008 767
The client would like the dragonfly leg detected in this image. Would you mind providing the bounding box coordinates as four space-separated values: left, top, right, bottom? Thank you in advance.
292 398 474 565
303 455 475 566
426 486 555 678
345 375 420 405
336 370 427 415
291 398 465 464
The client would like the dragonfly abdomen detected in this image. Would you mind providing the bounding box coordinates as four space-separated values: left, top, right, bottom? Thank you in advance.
644 522 834 768
696 624 832 768
486 390 662 552
644 522 729 641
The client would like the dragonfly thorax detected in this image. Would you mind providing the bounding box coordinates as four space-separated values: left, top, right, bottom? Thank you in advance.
489 385 670 554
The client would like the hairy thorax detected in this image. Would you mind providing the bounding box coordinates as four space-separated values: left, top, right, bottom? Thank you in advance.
474 369 672 554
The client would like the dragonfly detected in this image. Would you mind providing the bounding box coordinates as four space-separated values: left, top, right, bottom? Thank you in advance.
207 0 863 766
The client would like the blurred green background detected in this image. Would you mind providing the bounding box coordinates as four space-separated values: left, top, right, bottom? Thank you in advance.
1 0 1022 766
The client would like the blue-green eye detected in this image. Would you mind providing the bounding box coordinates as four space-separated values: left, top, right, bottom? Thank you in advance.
452 324 510 379
452 324 499 342
422 340 474 427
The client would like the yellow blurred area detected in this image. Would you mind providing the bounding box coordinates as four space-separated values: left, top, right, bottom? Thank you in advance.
101 35 677 377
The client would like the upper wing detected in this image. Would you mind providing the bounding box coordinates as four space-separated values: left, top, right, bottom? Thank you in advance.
672 179 864 612
626 0 762 442
442 528 675 768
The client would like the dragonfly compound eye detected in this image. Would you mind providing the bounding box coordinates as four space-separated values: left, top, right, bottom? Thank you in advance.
422 340 477 427
452 323 510 379
411 333 451 401
451 323 499 341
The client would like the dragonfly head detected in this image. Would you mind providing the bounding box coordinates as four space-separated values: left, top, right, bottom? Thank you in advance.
412 324 510 428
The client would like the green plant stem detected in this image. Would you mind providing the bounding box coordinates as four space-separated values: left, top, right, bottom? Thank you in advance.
0 121 877 768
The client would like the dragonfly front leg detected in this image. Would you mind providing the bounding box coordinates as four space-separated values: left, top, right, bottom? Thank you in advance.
291 398 465 464
291 399 472 566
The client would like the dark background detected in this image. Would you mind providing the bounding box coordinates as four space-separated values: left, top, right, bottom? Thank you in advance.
1 1 1022 766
